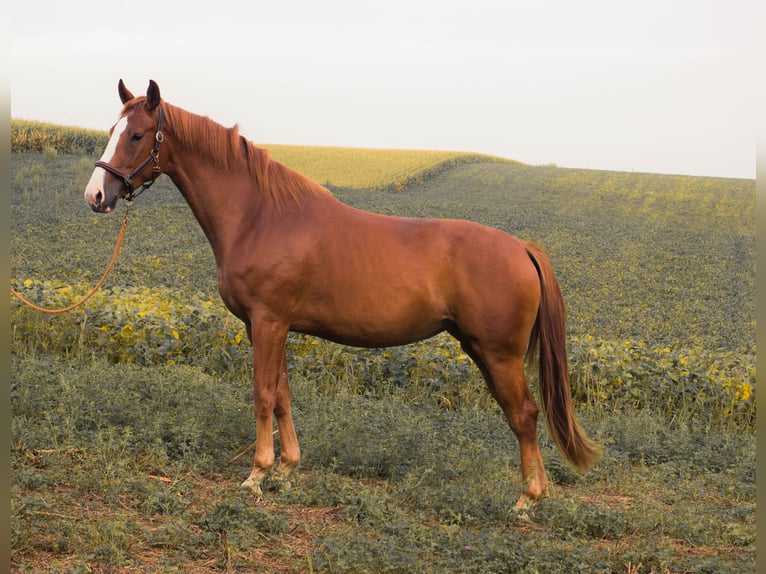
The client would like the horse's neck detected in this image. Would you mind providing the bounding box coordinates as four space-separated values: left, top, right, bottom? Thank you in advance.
164 141 333 265
165 152 262 259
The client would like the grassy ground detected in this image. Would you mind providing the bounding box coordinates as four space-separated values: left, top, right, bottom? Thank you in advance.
10 349 755 573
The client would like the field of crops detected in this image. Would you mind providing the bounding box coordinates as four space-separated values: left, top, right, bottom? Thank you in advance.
11 119 109 155
11 119 511 191
10 126 755 573
266 144 515 191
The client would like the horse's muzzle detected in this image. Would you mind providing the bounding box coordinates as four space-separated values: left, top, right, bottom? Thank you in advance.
85 186 119 213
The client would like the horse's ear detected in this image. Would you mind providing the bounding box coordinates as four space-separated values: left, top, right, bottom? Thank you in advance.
146 80 161 111
118 79 134 104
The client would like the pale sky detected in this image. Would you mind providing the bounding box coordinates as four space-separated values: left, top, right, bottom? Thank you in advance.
11 0 757 179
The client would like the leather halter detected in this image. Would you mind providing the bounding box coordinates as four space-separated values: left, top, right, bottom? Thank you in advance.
94 106 165 202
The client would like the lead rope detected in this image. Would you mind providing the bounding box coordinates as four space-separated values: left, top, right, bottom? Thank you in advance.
10 203 131 314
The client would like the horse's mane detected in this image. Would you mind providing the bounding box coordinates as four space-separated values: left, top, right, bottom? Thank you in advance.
122 98 332 204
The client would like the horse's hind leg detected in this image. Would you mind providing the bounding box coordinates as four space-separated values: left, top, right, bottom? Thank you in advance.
489 356 549 508
463 343 549 509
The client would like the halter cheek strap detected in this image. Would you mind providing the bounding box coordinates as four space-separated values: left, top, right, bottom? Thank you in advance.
95 106 165 202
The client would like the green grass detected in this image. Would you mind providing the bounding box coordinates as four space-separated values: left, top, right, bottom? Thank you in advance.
10 147 755 572
11 352 755 572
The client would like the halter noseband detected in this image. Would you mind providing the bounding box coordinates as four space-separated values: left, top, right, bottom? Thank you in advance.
94 106 165 202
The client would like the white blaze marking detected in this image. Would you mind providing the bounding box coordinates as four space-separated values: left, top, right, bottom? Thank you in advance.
99 116 129 164
84 116 129 209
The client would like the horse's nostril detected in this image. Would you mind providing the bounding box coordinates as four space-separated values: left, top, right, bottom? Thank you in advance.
95 190 103 205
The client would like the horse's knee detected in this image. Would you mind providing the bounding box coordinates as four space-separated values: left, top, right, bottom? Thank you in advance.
253 386 277 416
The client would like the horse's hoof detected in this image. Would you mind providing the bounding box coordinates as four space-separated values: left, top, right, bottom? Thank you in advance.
513 509 531 522
240 477 264 500
514 493 538 512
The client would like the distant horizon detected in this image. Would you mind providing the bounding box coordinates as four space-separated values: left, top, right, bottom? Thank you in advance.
11 115 755 181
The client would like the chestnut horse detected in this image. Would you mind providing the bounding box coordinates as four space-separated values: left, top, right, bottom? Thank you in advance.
84 80 600 508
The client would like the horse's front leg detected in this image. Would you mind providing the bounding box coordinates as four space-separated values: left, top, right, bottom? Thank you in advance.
274 352 301 479
240 320 292 498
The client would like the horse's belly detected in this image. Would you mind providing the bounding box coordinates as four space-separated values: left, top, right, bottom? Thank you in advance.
292 294 451 348
296 321 449 349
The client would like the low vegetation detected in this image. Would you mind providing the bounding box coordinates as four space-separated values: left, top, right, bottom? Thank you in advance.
10 126 755 572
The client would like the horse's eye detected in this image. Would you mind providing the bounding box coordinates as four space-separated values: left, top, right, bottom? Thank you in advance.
130 133 144 143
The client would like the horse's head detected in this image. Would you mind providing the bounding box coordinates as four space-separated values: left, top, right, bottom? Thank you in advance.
84 80 165 213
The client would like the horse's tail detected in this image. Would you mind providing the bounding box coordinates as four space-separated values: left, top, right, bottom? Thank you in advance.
524 242 601 471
